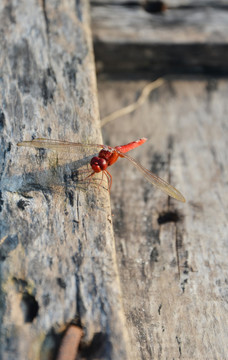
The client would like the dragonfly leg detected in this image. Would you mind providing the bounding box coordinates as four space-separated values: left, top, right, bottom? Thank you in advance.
94 171 110 191
96 170 106 191
79 170 110 192
84 171 96 181
76 168 93 177
83 171 105 189
104 170 112 192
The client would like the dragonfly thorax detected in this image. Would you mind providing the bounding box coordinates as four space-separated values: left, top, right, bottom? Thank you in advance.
90 156 108 173
99 149 119 166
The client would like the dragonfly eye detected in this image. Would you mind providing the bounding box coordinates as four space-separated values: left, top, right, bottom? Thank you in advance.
90 157 107 172
98 158 108 170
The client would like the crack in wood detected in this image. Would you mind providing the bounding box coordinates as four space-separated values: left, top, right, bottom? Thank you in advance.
75 0 83 22
75 274 82 320
175 225 181 280
167 135 183 281
41 0 50 39
176 335 182 357
76 193 80 222
0 190 4 212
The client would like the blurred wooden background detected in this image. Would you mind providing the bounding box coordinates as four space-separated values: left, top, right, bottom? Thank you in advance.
92 1 228 359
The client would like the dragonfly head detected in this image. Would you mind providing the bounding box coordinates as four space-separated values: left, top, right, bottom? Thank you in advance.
90 156 108 173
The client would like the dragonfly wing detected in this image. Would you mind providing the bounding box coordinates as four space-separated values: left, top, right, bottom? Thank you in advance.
117 151 185 202
17 138 106 152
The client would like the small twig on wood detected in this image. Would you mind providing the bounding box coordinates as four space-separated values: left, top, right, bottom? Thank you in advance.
100 78 164 127
56 324 83 360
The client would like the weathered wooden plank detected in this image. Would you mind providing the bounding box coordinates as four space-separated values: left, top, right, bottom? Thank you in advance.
90 0 227 8
0 1 131 359
98 77 228 359
92 5 228 43
92 0 228 4
91 2 228 73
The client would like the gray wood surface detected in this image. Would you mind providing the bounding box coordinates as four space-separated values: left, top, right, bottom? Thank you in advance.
92 0 228 5
91 2 228 74
0 1 131 359
98 77 228 359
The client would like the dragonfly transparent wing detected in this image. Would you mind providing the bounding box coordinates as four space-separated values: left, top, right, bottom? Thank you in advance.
116 150 185 202
17 138 107 152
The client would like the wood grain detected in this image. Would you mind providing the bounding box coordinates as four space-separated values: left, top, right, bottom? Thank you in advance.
98 77 228 359
0 1 131 359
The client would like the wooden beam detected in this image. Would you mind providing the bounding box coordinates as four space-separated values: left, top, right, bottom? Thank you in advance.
0 1 131 358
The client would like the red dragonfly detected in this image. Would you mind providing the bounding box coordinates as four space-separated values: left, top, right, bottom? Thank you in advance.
17 138 185 202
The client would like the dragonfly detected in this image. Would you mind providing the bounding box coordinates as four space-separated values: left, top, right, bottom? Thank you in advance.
17 138 185 202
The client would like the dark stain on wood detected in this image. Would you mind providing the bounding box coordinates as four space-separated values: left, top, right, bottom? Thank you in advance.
57 278 67 289
64 59 78 87
42 293 50 307
20 292 39 323
144 217 160 245
176 336 182 357
149 152 167 175
86 273 97 297
40 328 62 360
75 0 83 22
143 184 150 204
175 231 183 249
0 109 5 130
4 3 16 23
72 248 83 269
80 332 112 360
41 70 56 106
13 277 28 291
72 219 79 233
9 41 56 105
0 234 19 261
95 234 106 252
181 278 188 293
0 191 4 212
67 190 74 207
143 1 167 14
92 0 167 13
17 199 30 210
12 279 39 323
48 126 52 136
157 211 180 224
150 246 159 263
182 260 189 275
10 40 37 93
